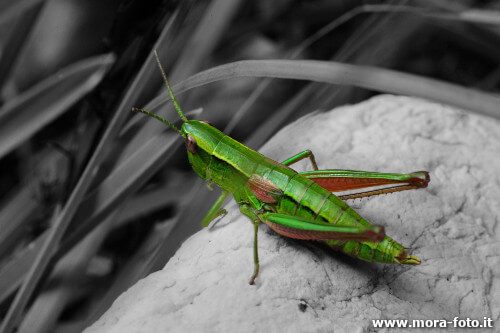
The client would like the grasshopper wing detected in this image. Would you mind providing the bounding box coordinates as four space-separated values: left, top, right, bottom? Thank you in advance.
247 174 283 204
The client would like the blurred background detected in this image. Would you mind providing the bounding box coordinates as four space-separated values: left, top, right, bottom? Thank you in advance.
0 0 499 332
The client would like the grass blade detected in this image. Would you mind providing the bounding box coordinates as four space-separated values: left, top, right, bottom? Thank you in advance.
0 187 38 262
0 2 44 91
0 14 184 321
169 0 242 82
0 53 115 159
84 216 178 326
147 60 500 119
0 131 180 306
18 214 113 333
0 0 45 26
0 233 45 306
0 50 116 331
121 0 242 163
59 131 180 260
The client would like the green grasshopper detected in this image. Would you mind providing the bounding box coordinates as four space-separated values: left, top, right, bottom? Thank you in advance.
134 53 429 284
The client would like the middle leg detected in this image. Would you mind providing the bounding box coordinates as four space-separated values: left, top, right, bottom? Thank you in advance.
281 150 318 170
239 204 262 285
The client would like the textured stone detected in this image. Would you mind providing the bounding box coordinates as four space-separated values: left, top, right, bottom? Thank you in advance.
86 95 500 333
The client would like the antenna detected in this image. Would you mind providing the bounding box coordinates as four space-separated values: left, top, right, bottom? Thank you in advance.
153 50 188 122
132 107 183 137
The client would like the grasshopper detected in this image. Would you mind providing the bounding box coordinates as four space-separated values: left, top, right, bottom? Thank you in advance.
134 53 429 284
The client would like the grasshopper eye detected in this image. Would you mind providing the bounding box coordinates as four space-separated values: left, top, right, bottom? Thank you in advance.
200 120 213 126
186 134 197 153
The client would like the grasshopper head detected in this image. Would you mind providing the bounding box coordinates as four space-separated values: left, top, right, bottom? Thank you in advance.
131 107 218 181
133 52 228 182
180 120 223 181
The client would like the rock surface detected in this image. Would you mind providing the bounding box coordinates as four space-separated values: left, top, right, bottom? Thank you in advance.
86 95 500 332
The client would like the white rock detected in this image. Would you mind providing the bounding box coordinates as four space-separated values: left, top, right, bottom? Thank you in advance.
86 95 500 333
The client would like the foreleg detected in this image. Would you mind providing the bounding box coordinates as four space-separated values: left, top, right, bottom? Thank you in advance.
201 190 230 227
